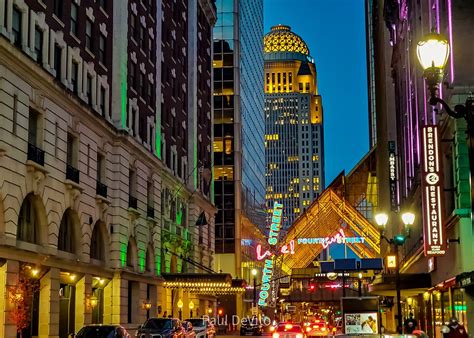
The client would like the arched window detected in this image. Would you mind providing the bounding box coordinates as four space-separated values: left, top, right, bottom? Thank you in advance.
17 193 41 244
90 222 105 261
58 208 77 253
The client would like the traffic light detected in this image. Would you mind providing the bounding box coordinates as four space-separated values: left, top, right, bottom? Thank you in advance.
393 234 406 245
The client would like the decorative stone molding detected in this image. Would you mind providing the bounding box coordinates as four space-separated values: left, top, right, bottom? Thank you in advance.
25 161 47 195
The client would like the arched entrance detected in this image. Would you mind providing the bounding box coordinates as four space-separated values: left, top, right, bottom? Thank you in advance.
58 208 81 254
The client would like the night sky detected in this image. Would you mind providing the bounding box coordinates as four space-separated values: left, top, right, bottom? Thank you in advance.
264 0 369 187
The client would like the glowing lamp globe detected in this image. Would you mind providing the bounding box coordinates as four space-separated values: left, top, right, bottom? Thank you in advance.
374 213 388 228
416 33 450 71
401 212 415 226
251 268 258 276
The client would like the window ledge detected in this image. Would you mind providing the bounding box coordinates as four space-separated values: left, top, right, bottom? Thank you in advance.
70 34 81 45
64 179 83 193
99 7 109 18
85 48 95 59
52 14 65 28
26 160 48 175
96 194 111 205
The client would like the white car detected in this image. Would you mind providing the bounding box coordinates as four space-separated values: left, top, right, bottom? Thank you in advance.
186 318 216 338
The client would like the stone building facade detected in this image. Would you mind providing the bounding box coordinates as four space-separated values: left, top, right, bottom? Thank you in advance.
0 0 216 337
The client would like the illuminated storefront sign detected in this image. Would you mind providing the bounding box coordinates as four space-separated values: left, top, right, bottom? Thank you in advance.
256 240 295 261
421 125 446 257
388 141 399 211
257 202 283 307
296 229 366 248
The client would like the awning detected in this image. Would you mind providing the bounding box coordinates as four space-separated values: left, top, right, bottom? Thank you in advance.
368 273 431 296
162 273 246 295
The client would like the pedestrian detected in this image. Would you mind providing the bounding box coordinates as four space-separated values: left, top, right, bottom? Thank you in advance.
404 313 417 334
442 317 468 338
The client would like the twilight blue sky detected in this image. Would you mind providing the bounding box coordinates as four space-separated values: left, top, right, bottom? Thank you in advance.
264 0 369 185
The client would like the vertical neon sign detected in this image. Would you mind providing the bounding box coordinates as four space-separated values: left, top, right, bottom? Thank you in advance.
257 202 283 307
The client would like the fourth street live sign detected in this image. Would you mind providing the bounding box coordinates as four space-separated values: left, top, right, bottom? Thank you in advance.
421 125 446 256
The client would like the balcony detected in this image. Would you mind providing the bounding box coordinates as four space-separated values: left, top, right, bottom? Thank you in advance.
66 164 80 183
147 206 155 218
129 195 138 209
96 181 108 198
27 143 45 166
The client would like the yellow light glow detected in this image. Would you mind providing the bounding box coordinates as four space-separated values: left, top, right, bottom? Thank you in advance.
177 299 183 308
374 213 389 227
401 212 415 226
264 25 310 56
416 34 450 70
387 255 397 268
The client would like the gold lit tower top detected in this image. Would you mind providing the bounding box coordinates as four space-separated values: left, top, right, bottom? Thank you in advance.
264 25 321 122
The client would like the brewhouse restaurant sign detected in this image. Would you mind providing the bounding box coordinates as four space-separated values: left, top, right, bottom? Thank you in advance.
421 125 446 256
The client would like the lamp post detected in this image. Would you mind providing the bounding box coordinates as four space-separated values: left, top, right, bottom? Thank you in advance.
251 268 258 309
416 33 474 220
189 301 194 318
375 212 415 334
177 299 183 320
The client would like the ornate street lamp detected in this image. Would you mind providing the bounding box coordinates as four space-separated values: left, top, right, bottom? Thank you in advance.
375 212 415 334
417 32 474 219
189 300 194 318
177 299 183 320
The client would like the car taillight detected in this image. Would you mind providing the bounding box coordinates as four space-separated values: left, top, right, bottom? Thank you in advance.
285 324 293 330
306 327 311 332
296 333 303 338
272 333 280 338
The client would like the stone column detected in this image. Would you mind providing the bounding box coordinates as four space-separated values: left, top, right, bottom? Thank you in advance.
75 274 92 329
39 267 60 338
0 260 19 338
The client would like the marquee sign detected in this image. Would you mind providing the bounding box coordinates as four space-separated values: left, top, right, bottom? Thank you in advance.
297 229 366 248
421 125 446 257
257 202 283 307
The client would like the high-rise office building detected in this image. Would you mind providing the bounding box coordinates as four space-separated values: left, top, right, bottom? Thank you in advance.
212 0 265 316
264 25 325 230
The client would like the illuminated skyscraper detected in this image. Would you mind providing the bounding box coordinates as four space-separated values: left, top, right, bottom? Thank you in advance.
264 25 325 230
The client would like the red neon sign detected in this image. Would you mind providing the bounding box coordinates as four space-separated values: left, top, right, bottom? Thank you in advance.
256 240 295 261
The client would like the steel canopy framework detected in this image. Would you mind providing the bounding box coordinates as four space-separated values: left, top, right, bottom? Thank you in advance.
280 149 380 273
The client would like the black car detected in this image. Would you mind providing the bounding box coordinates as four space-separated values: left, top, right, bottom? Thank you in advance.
76 324 130 338
136 318 186 338
240 317 262 336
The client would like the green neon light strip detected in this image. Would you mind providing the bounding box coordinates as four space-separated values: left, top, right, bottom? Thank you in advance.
120 242 127 267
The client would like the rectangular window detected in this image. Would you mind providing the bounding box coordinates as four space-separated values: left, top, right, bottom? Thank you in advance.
34 27 43 65
53 0 62 19
130 14 137 41
66 133 76 167
28 110 39 146
147 82 152 105
140 25 146 50
99 34 106 64
71 62 79 94
86 75 93 105
100 87 106 115
99 0 107 10
85 20 93 50
139 73 144 98
54 44 62 80
70 3 78 36
97 153 105 182
12 7 22 47
130 63 136 89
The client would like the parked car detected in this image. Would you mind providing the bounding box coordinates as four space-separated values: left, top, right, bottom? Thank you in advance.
273 323 305 338
181 321 196 338
240 316 263 336
136 318 185 338
76 324 130 338
185 318 216 338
